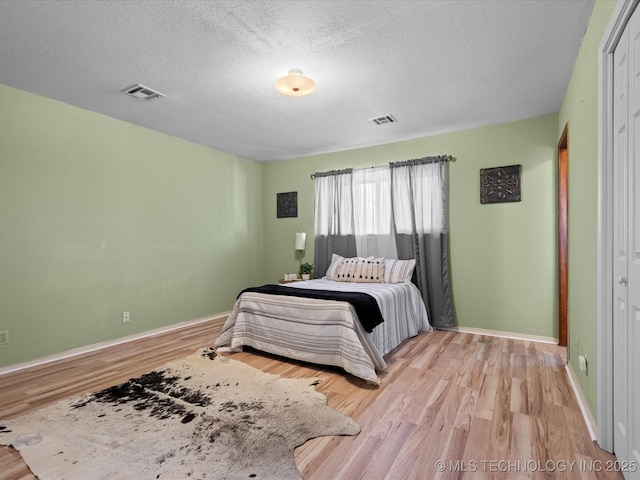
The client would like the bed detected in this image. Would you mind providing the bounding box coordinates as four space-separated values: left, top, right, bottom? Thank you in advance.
214 268 431 385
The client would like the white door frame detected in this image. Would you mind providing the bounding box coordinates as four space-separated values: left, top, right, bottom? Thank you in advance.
598 0 639 452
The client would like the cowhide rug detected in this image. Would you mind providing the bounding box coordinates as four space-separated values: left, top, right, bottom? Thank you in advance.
0 348 359 479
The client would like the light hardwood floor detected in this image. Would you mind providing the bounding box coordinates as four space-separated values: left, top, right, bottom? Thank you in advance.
0 319 622 479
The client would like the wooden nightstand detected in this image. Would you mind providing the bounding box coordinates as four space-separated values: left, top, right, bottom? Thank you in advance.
279 278 304 284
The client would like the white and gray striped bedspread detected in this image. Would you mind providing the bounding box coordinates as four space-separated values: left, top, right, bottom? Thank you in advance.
214 279 431 385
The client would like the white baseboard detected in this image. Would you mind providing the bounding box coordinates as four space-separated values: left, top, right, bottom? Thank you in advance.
565 361 598 441
0 312 230 377
436 325 558 344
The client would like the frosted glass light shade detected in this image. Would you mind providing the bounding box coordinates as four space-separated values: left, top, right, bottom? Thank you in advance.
276 70 316 97
295 232 306 250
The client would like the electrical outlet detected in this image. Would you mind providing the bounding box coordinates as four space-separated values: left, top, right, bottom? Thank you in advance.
0 331 8 345
122 312 130 323
579 355 589 375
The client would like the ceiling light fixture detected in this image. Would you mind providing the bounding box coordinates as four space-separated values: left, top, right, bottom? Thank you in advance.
275 69 316 97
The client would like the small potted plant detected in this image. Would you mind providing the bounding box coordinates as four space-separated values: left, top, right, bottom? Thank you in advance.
299 262 313 280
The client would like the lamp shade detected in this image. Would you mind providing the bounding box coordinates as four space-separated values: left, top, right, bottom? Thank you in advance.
276 70 316 97
295 232 306 250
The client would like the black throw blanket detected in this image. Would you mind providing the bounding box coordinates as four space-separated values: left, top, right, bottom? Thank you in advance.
238 284 384 333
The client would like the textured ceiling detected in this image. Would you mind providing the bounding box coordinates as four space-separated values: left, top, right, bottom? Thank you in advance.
0 0 594 162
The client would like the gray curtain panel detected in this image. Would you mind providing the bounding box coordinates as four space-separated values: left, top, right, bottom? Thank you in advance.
313 169 357 277
390 157 455 328
394 233 454 328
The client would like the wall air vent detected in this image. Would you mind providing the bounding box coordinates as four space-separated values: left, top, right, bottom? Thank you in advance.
370 114 398 125
121 84 165 100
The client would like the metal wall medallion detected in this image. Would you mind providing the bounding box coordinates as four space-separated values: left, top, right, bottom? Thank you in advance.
480 165 522 204
276 191 298 218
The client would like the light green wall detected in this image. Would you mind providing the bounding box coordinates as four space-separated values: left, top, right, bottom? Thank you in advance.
0 84 264 367
558 0 617 421
263 114 559 338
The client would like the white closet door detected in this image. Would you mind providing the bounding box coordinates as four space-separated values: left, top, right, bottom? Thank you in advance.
614 5 640 477
613 17 629 473
627 4 640 472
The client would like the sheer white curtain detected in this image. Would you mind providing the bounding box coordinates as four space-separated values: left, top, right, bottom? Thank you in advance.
391 161 443 235
314 170 353 237
352 166 397 258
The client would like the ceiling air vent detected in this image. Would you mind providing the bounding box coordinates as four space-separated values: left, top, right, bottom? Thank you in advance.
370 114 398 125
121 84 165 100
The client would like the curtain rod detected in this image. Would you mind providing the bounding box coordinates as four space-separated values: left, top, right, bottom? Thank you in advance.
310 167 353 180
310 154 454 179
390 154 454 167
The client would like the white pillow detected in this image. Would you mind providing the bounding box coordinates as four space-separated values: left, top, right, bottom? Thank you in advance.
383 258 416 283
325 253 345 280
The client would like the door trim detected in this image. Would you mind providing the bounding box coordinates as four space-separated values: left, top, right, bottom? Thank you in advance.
558 125 569 348
598 0 639 452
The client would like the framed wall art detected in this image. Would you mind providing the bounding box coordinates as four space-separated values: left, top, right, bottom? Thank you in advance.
480 165 521 204
276 191 298 218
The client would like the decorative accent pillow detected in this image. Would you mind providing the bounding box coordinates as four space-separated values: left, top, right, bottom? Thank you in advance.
334 256 364 282
383 258 416 283
332 256 384 283
352 257 385 283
